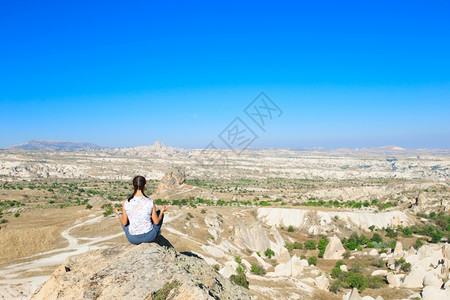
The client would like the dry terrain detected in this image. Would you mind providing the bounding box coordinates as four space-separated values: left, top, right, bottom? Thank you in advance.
0 144 449 299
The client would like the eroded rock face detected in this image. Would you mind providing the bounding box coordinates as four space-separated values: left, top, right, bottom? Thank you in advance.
157 169 186 194
323 236 345 260
31 243 250 300
234 222 271 254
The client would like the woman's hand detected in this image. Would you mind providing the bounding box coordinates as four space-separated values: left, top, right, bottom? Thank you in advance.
161 205 168 213
115 208 122 215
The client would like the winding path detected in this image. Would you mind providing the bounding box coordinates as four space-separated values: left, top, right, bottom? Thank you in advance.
0 214 123 300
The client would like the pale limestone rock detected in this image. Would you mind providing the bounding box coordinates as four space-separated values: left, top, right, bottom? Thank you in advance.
371 270 387 276
273 262 291 277
241 259 252 270
270 225 285 247
314 274 329 290
421 286 450 300
361 297 375 300
308 225 319 235
250 252 271 270
369 249 378 256
32 243 251 300
219 263 237 278
291 255 305 276
402 268 426 288
393 241 403 255
156 169 186 194
234 222 271 254
423 274 442 289
387 272 401 288
340 264 348 272
324 236 345 260
375 296 384 300
348 288 362 300
201 245 225 259
278 247 291 264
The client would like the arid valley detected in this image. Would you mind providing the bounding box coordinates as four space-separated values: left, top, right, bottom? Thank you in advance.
0 142 449 300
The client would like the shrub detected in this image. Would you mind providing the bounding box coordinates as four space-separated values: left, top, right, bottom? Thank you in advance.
372 258 385 268
385 228 397 239
430 231 443 243
414 238 424 250
336 260 345 268
230 274 249 289
331 267 343 279
212 264 220 271
236 265 245 275
318 237 328 251
402 227 413 237
154 280 180 300
371 233 383 243
0 219 8 224
234 256 242 264
308 256 317 266
305 240 316 250
349 262 363 274
400 262 411 272
101 203 113 217
367 275 384 289
369 225 376 231
14 213 20 218
264 248 275 258
345 272 367 292
343 250 351 259
346 241 357 250
329 280 342 293
250 263 265 275
86 204 93 209
287 225 295 232
200 209 207 214
366 241 375 248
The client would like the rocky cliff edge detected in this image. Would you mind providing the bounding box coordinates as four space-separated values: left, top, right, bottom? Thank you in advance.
31 240 250 300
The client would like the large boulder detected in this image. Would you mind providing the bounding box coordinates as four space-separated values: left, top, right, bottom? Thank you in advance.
393 241 403 256
421 286 450 300
342 288 362 300
324 236 345 260
314 274 329 290
278 247 291 264
234 222 271 254
32 243 250 300
156 169 186 194
402 268 426 288
423 274 443 289
387 272 401 288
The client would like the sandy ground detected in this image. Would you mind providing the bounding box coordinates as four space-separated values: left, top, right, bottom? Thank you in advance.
0 207 127 300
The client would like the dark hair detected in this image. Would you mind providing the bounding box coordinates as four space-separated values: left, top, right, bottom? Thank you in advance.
127 175 148 201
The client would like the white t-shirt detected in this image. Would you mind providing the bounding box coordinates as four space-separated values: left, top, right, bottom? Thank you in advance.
123 196 153 235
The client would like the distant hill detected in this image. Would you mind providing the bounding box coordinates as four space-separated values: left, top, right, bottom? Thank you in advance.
6 140 104 150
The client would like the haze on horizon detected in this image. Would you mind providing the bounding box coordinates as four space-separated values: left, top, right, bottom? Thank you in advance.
1 1 449 150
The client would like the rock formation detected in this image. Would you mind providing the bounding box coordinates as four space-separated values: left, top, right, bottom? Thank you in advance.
32 242 250 300
234 221 271 254
323 236 345 260
157 169 186 194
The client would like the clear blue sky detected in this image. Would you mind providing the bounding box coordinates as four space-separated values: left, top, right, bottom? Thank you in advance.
1 1 449 149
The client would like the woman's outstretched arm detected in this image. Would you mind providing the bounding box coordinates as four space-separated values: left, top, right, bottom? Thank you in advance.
151 202 167 225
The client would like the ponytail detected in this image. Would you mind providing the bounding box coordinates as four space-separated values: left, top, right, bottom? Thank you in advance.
127 175 148 201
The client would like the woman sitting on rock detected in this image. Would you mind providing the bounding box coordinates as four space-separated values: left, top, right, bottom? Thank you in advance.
116 175 167 244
